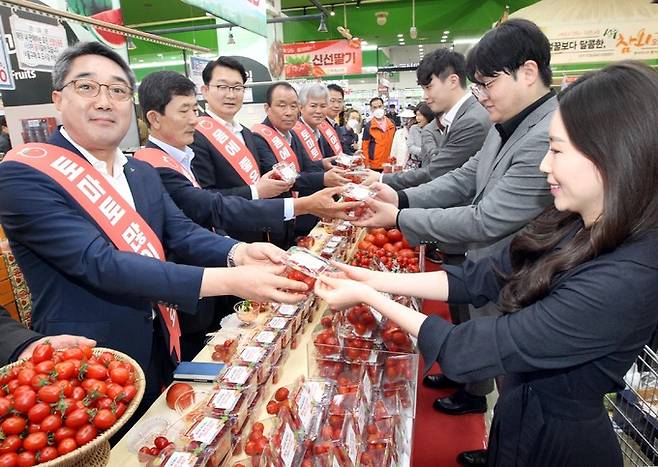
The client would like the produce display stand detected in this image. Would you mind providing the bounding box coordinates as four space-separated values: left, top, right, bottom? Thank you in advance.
109 220 420 467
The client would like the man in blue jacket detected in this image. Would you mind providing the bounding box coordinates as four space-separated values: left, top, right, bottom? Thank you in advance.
0 42 307 415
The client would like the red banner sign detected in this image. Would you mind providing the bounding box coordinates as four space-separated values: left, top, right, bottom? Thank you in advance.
283 39 361 78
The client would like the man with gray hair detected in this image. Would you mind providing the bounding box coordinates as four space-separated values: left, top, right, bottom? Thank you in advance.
293 83 345 167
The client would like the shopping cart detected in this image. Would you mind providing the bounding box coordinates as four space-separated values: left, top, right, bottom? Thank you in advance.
606 345 658 466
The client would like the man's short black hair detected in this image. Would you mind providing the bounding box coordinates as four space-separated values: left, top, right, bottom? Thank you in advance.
265 82 297 105
0 116 6 128
369 97 384 106
327 83 344 98
416 48 467 88
466 18 552 87
138 71 196 128
202 56 247 85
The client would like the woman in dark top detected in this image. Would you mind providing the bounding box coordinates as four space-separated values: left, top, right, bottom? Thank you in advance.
315 61 658 467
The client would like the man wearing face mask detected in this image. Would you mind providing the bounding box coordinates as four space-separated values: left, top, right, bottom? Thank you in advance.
362 97 396 171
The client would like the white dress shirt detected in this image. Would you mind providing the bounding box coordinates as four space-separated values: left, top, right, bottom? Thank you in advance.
148 135 195 173
61 128 135 209
440 91 472 133
204 110 296 220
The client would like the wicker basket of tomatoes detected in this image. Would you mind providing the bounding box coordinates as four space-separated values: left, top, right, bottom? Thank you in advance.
0 343 145 466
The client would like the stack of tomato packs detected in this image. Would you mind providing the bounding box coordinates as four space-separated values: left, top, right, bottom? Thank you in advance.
351 228 420 273
0 343 137 466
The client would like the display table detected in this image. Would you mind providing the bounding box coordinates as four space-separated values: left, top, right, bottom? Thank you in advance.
109 222 419 467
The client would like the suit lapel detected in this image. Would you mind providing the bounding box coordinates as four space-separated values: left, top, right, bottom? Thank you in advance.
474 97 556 200
123 159 151 221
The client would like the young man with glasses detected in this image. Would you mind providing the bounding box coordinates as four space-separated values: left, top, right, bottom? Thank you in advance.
0 42 307 425
351 21 555 465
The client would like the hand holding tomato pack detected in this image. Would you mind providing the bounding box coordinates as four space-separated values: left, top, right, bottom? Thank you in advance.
0 343 138 466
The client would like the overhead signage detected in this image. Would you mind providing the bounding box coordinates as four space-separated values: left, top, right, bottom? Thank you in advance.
0 21 15 90
544 23 658 64
283 39 362 78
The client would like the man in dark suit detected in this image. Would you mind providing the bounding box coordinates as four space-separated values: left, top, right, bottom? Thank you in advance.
0 307 96 366
0 42 307 418
252 82 352 235
325 83 351 154
191 56 291 201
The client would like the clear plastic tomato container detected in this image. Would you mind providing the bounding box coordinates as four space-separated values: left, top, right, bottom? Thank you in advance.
216 364 259 390
205 387 256 435
283 247 333 290
312 328 342 358
341 304 379 336
249 327 284 354
332 221 354 238
344 168 370 184
159 450 202 467
273 302 303 333
272 161 299 184
335 153 364 170
180 416 234 467
263 316 293 350
341 183 375 202
233 348 274 387
339 327 380 364
206 330 242 363
268 407 307 467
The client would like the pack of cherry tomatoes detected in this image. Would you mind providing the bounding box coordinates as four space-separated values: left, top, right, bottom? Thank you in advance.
351 228 422 273
0 343 142 466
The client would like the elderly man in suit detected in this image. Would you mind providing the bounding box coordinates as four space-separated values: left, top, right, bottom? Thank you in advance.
363 49 490 190
353 18 555 448
0 42 307 427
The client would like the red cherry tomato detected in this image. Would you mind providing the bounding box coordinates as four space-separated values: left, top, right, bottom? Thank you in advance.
121 384 137 402
85 364 107 381
74 424 97 446
26 403 50 424
108 367 129 385
274 387 289 402
30 343 53 364
37 385 61 404
40 415 62 434
92 409 116 431
56 438 77 456
154 436 169 450
0 436 21 455
33 361 54 375
16 451 35 467
37 447 58 462
22 433 47 453
1 417 26 436
65 408 89 429
54 361 75 381
61 348 83 361
12 389 36 414
0 453 19 467
54 427 76 443
266 400 279 415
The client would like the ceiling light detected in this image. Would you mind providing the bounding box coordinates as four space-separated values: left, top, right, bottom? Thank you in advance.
397 33 404 38
444 30 450 34
375 11 389 26
330 6 335 16
362 44 378 51
318 14 328 32
440 39 446 43
418 45 423 48
228 28 235 45
361 40 368 45
127 37 137 50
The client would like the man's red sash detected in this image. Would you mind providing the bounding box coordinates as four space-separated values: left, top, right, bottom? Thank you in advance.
4 143 182 362
134 148 200 188
291 121 323 162
318 120 343 157
195 116 260 185
251 124 301 172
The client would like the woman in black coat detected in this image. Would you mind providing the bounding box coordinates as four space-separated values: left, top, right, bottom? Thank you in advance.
314 61 658 467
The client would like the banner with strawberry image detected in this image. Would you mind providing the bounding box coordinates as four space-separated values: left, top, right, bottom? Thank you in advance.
283 39 362 78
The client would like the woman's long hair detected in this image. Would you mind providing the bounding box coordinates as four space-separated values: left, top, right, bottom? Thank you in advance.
498 61 658 313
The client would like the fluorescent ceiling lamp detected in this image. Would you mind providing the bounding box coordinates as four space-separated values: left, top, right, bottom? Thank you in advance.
397 33 404 37
131 59 186 69
453 37 480 45
440 39 446 43
362 66 378 73
362 44 378 51
361 40 368 45
443 30 450 34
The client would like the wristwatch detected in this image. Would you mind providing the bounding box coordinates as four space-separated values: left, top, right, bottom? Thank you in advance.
227 243 241 267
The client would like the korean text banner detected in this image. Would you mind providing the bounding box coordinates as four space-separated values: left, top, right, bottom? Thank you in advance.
283 39 362 78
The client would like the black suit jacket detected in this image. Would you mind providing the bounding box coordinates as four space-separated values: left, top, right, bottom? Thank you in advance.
145 141 285 236
190 113 267 199
0 308 41 365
